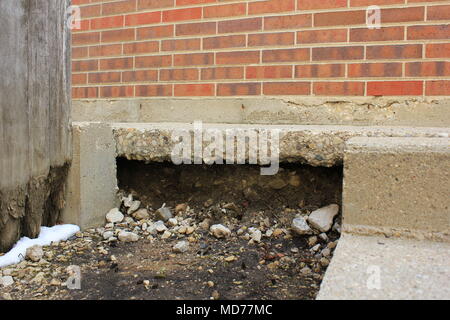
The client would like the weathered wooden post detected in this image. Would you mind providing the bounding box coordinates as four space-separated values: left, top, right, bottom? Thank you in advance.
0 0 72 252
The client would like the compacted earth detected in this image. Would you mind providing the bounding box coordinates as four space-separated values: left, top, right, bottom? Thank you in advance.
0 196 341 300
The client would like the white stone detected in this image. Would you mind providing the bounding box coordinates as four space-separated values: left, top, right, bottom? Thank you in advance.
123 194 133 208
26 245 44 262
155 207 173 222
127 200 141 215
173 241 189 253
118 231 139 242
161 231 172 239
103 231 114 240
210 224 231 238
154 221 168 233
307 204 339 233
292 217 313 235
168 218 178 227
250 229 262 243
106 208 124 224
0 276 14 287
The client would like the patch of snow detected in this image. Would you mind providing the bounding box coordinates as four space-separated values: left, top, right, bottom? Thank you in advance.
0 225 80 268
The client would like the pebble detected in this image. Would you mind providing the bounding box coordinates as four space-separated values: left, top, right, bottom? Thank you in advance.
225 255 237 262
103 231 114 240
161 231 172 239
272 229 284 237
133 208 150 221
308 236 318 247
292 217 313 235
0 276 14 287
26 245 44 262
175 203 188 214
155 207 173 222
300 267 312 275
127 200 141 215
173 241 189 253
199 219 211 230
106 208 124 224
154 221 168 233
307 204 339 233
211 290 220 300
319 233 329 242
322 248 331 257
210 224 231 239
207 281 215 288
320 257 330 267
167 218 178 227
311 244 321 252
123 194 134 208
118 231 139 242
250 229 262 243
327 241 337 249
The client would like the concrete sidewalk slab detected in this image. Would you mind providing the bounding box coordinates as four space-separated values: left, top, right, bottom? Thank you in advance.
317 233 450 300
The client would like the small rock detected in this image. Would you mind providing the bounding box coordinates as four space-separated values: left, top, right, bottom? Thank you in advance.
320 257 330 267
204 199 214 208
207 281 215 288
186 226 195 235
167 218 178 227
307 204 339 233
26 245 44 262
199 219 211 230
118 231 139 242
268 178 287 190
319 233 329 242
173 241 189 253
250 229 262 243
103 231 114 240
322 248 331 257
288 175 301 187
154 221 168 233
272 228 284 237
225 255 237 262
308 236 318 247
292 217 313 235
311 244 321 252
30 272 45 284
327 241 337 249
0 276 14 287
332 222 342 234
155 207 173 222
161 231 172 239
300 267 311 275
290 247 299 253
175 203 188 214
123 194 133 207
133 208 149 221
127 200 141 215
50 279 61 286
210 224 231 239
211 290 220 300
106 208 124 224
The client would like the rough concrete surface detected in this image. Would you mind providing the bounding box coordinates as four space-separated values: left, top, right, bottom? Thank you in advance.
317 233 450 300
61 123 118 230
73 97 450 128
343 137 450 242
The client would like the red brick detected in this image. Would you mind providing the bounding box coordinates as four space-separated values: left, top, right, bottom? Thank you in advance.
249 0 295 15
366 44 422 60
138 0 174 10
162 38 201 51
102 0 137 15
176 22 216 36
350 0 403 6
99 57 133 70
348 63 402 77
136 55 172 68
314 82 365 96
216 51 260 65
408 25 450 40
312 47 364 61
262 48 310 63
298 0 347 10
295 64 345 78
72 59 99 72
174 84 215 96
201 67 244 80
426 43 450 58
350 27 404 42
297 29 347 44
72 87 98 99
122 70 158 82
135 84 172 96
381 7 424 23
100 86 134 98
248 32 295 47
405 62 450 77
217 83 261 96
367 81 423 96
263 82 310 95
174 53 214 66
90 16 124 30
125 12 161 26
203 35 246 50
426 80 450 96
246 66 293 79
102 29 135 43
137 25 174 40
315 11 366 27
427 5 450 21
163 7 202 22
123 41 159 54
160 68 199 81
72 74 87 85
204 3 246 18
73 47 89 59
264 14 312 30
177 0 215 5
89 44 123 57
89 72 121 83
218 18 262 34
73 32 100 46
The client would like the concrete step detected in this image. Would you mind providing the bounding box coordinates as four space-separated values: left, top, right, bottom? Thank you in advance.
317 233 450 300
343 137 450 242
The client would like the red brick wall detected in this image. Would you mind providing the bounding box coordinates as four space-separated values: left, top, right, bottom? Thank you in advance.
71 0 450 99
